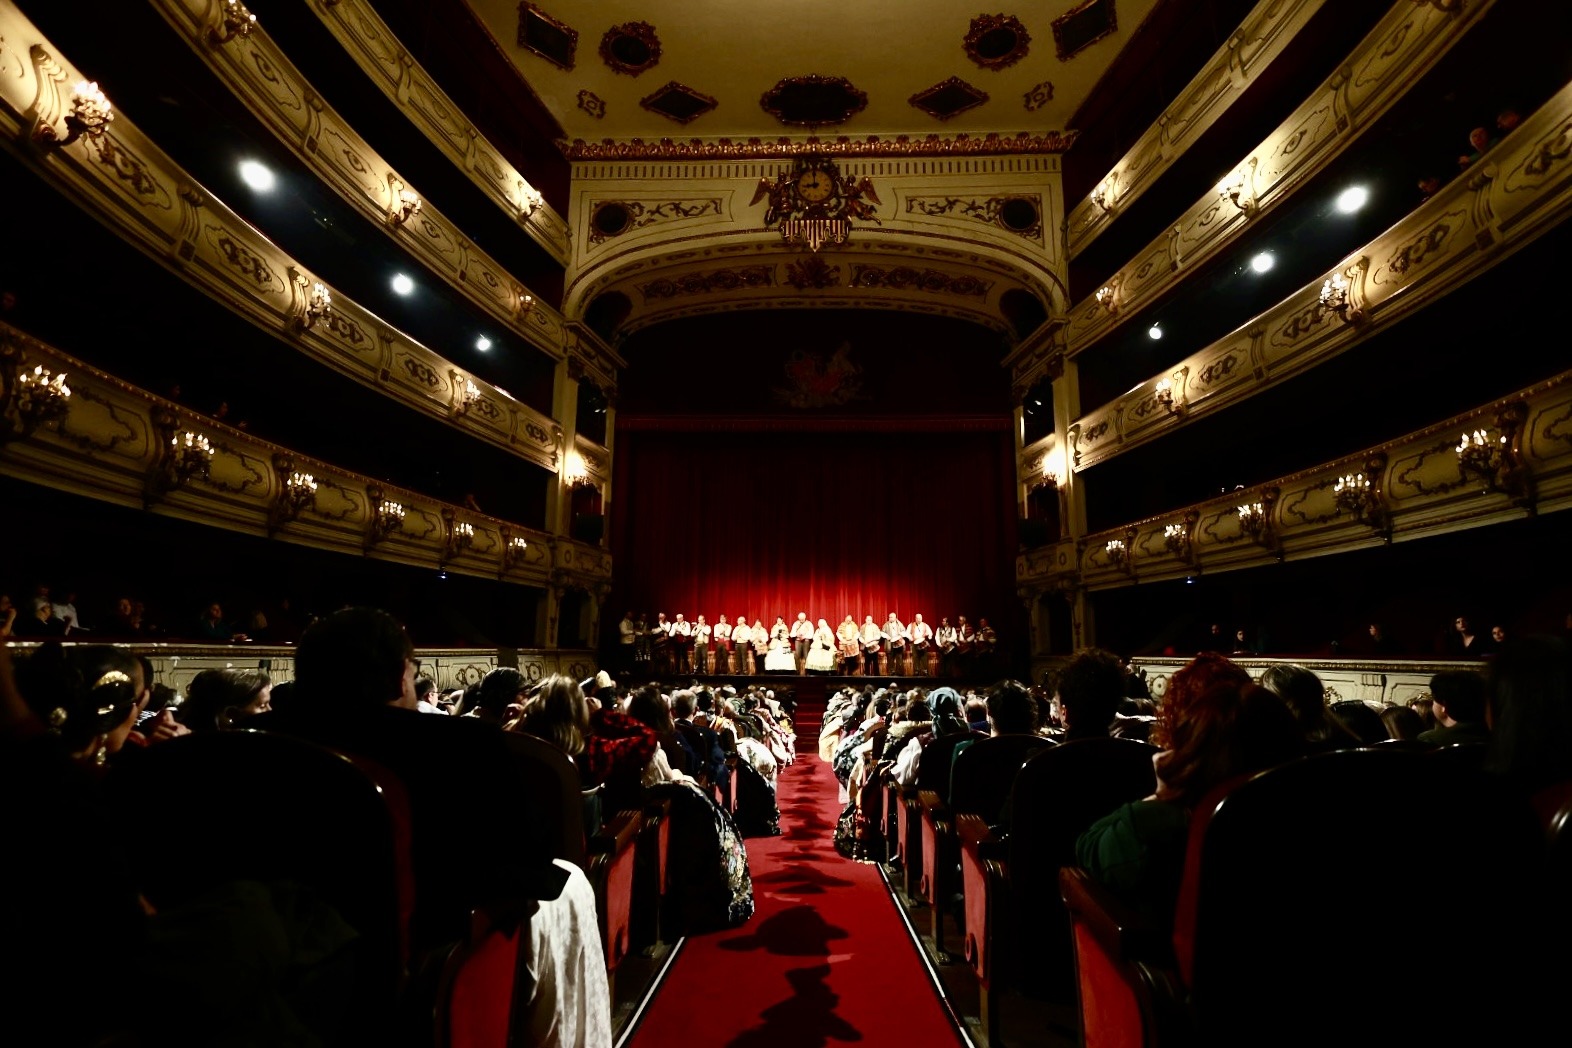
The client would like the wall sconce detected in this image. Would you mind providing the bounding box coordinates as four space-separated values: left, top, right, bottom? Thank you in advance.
284 470 317 513
564 449 591 487
1104 538 1129 569
167 431 214 486
1217 160 1257 213
521 186 544 217
1455 402 1533 506
210 0 257 44
1094 282 1119 315
454 377 482 417
1332 471 1368 512
1236 501 1267 537
1456 427 1505 479
1154 378 1174 409
303 281 331 330
520 292 536 315
14 364 72 436
1163 512 1198 564
1091 174 1117 214
503 533 529 570
35 80 113 149
1332 452 1390 537
1041 467 1060 488
443 508 474 559
369 489 406 543
388 178 421 227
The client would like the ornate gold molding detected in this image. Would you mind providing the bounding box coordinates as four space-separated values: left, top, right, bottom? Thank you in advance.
146 0 567 367
0 323 611 588
560 131 1078 161
1019 368 1572 592
1067 82 1572 471
1064 0 1496 360
304 0 570 261
0 2 565 472
1066 0 1329 259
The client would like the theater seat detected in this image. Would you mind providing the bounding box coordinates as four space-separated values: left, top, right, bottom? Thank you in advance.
435 907 534 1048
106 730 414 1036
961 737 1157 1042
1063 749 1554 1047
895 731 984 898
586 808 642 1001
919 734 1050 955
499 730 586 867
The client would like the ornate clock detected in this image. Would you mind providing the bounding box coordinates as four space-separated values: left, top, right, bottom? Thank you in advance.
751 157 880 252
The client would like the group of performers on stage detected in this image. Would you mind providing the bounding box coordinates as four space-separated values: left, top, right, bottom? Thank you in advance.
619 610 998 678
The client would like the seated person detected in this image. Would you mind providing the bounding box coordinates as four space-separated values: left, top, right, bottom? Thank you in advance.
1057 648 1125 741
177 668 272 732
1484 635 1572 793
252 609 571 954
1259 663 1359 752
1418 670 1491 746
1077 674 1301 930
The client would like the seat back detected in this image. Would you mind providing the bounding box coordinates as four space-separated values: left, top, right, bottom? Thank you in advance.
107 730 412 1006
1179 749 1548 1043
1008 738 1158 995
915 730 986 801
499 730 586 868
950 734 1054 822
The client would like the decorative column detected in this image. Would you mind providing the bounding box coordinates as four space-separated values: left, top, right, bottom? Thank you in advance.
545 356 582 539
599 388 616 547
1050 351 1094 651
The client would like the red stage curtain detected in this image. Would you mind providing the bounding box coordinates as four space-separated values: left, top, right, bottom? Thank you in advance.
608 429 1018 639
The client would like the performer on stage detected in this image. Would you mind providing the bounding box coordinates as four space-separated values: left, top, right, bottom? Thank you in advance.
909 613 934 675
936 617 959 678
671 613 693 674
836 615 861 674
806 618 838 673
634 613 652 668
736 611 753 674
694 615 712 674
771 616 789 647
764 631 796 673
957 615 975 675
789 612 813 674
883 613 909 676
750 619 769 675
618 611 637 673
714 615 733 674
860 615 883 676
652 612 672 675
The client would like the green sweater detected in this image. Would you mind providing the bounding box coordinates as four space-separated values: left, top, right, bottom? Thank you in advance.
1076 799 1192 931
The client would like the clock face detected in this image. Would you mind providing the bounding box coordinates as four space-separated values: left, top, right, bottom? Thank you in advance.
797 169 835 204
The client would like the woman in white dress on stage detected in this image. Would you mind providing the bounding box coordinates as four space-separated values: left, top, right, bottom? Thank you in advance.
764 633 796 673
806 618 839 673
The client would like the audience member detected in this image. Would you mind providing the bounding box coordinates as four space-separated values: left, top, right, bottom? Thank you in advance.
1380 705 1425 741
177 668 272 732
1077 678 1302 929
1260 664 1359 752
1418 670 1491 746
1484 635 1572 792
1056 648 1124 740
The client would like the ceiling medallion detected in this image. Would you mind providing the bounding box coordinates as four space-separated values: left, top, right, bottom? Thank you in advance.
910 77 990 121
516 3 578 70
964 13 1031 70
1023 80 1054 111
639 81 719 125
1052 0 1118 61
577 89 606 119
760 75 868 128
599 22 661 76
751 156 880 252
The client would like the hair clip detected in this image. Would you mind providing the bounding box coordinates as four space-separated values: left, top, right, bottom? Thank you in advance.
48 707 68 729
92 670 132 690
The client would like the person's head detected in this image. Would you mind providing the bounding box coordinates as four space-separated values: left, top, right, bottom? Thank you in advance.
32 598 52 622
672 689 697 719
1468 126 1491 151
818 618 829 629
915 613 924 623
1491 625 1506 644
696 689 714 713
965 696 988 724
1484 635 1572 788
115 597 132 617
1155 683 1302 806
1455 616 1472 635
904 700 932 723
1330 701 1387 745
986 681 1038 736
941 616 951 627
718 614 728 625
1381 705 1425 741
1429 670 1487 726
1259 664 1344 744
1055 648 1124 736
294 607 416 713
697 615 707 625
518 674 589 757
1407 695 1435 731
414 677 437 704
1155 653 1252 748
178 668 272 731
628 685 674 733
474 667 527 721
797 613 807 622
774 616 785 626
864 615 874 625
15 643 144 760
1368 623 1384 639
206 602 223 621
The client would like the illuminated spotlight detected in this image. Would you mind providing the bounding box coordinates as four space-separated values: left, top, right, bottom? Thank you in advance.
1249 251 1275 274
238 159 275 192
475 335 493 352
1148 324 1163 340
391 273 415 296
1335 185 1369 214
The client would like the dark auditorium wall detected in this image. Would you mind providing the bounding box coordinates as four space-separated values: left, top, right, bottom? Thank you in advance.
609 429 1019 645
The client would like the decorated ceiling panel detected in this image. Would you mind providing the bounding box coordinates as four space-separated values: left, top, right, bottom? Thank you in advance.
462 0 1162 149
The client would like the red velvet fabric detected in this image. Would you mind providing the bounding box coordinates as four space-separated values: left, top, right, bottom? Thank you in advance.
609 429 1018 630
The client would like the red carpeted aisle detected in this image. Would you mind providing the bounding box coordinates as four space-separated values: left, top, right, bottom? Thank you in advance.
628 699 964 1047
